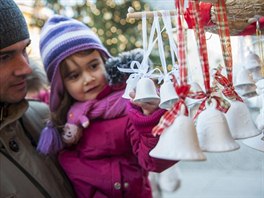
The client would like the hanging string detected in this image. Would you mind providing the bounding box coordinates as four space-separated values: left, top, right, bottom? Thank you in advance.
141 12 157 68
212 0 245 103
142 13 147 55
189 1 211 92
154 12 168 76
215 0 233 82
256 19 264 77
161 11 179 75
152 0 190 136
188 0 230 120
118 12 162 91
176 0 188 85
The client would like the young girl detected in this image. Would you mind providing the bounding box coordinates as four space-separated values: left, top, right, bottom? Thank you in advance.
38 15 176 198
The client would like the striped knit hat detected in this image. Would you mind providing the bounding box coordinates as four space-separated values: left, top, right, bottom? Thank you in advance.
39 15 110 112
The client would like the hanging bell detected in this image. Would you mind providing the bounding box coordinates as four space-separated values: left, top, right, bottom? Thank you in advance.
244 51 261 70
225 100 261 139
234 69 255 89
159 79 178 110
122 74 140 99
244 95 262 109
255 103 264 131
134 77 160 103
150 105 206 161
122 83 136 99
196 99 240 152
242 133 264 153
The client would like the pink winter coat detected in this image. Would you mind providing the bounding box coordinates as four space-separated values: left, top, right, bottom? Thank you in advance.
58 89 177 198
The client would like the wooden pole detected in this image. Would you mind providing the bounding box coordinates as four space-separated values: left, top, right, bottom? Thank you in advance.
127 8 177 19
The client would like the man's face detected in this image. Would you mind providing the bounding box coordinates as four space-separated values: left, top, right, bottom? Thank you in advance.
0 39 32 103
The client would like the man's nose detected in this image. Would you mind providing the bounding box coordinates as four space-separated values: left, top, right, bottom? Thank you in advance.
14 55 32 76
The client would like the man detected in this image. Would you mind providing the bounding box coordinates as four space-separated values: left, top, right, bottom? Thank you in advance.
0 0 75 197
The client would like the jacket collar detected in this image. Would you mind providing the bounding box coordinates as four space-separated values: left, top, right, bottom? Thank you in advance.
0 100 28 129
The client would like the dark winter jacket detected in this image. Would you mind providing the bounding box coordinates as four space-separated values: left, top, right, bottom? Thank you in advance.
0 100 75 198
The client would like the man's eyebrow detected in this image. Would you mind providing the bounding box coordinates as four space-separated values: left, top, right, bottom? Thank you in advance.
0 50 14 55
0 40 31 55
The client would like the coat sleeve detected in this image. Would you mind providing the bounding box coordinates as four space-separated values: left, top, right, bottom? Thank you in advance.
126 102 177 173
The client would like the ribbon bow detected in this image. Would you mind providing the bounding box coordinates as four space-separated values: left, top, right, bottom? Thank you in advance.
213 68 243 102
188 88 231 120
152 76 189 136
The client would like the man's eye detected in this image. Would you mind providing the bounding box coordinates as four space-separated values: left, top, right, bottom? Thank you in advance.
0 54 11 61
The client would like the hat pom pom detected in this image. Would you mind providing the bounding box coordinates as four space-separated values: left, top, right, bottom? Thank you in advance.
37 121 63 155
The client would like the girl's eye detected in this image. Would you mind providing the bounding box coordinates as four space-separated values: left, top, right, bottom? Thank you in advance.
90 63 98 70
68 73 80 80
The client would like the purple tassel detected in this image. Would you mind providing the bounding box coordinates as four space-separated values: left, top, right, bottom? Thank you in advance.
37 121 63 155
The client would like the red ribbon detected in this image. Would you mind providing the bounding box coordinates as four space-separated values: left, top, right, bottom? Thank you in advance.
176 0 188 85
213 69 243 102
152 76 190 136
188 88 231 120
215 0 233 82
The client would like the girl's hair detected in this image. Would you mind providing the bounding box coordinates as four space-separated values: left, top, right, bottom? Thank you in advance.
50 49 107 131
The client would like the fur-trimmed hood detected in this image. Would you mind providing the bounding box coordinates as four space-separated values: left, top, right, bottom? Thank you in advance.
105 48 153 86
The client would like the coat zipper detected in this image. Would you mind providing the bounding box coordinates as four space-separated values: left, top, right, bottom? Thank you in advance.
0 147 51 198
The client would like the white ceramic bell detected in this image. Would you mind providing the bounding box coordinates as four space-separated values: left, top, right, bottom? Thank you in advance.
225 100 261 139
244 95 263 109
122 83 136 99
235 83 256 95
159 79 178 110
150 105 206 161
249 66 263 81
256 88 264 95
255 101 264 131
244 51 261 70
122 74 140 99
242 133 264 153
196 99 240 152
234 69 255 88
256 79 264 90
256 79 264 95
134 77 160 103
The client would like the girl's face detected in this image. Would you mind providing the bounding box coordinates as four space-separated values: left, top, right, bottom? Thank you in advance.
62 50 107 101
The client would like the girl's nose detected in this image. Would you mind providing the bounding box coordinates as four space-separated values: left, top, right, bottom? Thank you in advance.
83 74 95 85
